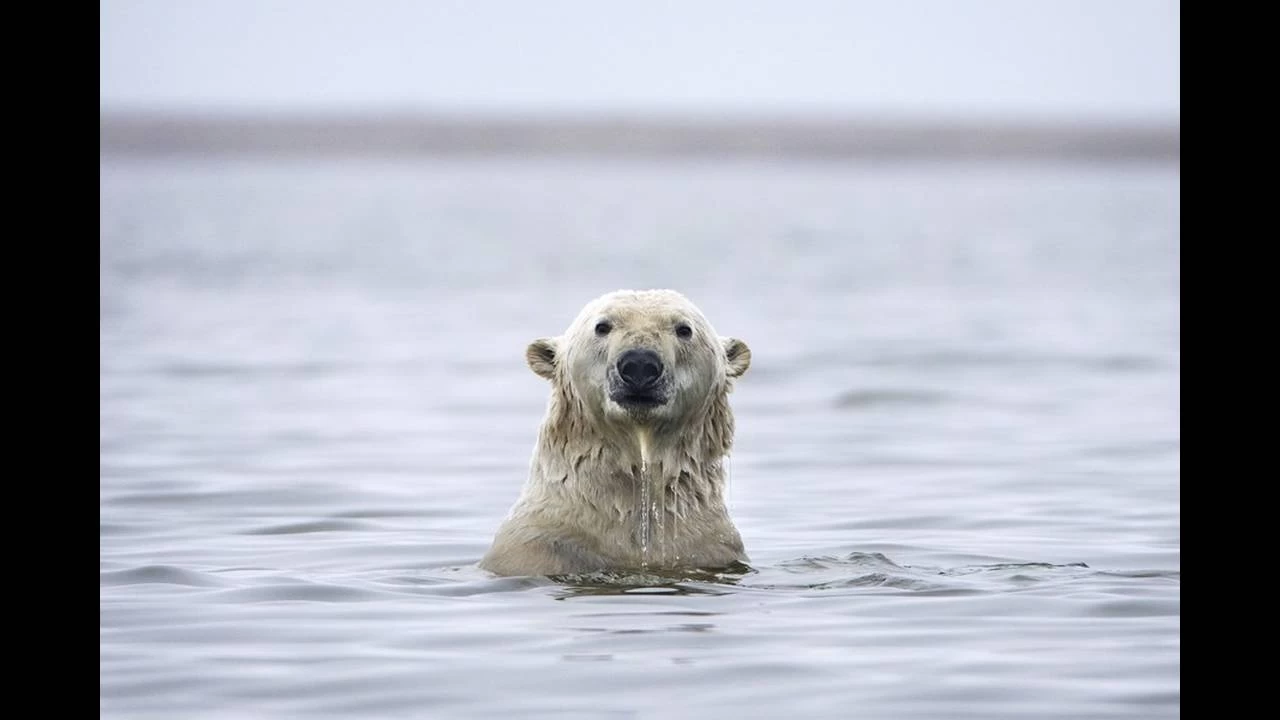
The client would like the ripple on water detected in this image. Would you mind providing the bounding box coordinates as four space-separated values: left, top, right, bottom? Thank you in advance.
100 565 230 588
207 583 388 604
716 552 1174 600
833 388 951 409
241 519 379 535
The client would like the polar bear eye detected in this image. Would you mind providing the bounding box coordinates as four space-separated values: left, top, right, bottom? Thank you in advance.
675 323 693 339
594 321 613 337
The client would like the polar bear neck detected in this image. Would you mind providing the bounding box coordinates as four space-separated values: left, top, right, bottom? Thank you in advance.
531 382 737 519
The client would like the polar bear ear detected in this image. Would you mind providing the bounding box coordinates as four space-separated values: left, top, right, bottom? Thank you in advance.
722 337 751 378
526 337 560 380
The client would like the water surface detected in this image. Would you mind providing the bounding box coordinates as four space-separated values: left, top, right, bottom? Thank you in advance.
101 157 1179 718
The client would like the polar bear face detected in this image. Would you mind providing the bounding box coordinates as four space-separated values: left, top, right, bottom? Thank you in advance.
526 290 750 428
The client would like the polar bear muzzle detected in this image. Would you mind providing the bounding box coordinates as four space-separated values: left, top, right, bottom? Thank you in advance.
608 348 668 408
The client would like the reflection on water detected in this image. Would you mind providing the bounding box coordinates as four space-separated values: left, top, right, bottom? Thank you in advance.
101 157 1179 719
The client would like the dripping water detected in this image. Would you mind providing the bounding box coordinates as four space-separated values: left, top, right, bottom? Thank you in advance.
656 464 666 566
671 473 681 564
637 429 652 568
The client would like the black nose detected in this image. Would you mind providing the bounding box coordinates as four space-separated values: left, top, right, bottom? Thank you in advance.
617 349 663 388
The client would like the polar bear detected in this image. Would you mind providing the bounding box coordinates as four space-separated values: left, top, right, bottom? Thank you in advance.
479 289 752 576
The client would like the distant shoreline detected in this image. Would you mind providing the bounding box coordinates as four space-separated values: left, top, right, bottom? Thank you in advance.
100 112 1179 162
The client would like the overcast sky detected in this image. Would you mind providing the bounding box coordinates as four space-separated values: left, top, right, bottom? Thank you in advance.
100 0 1179 120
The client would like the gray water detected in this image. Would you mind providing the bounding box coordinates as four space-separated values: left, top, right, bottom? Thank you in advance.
100 157 1179 719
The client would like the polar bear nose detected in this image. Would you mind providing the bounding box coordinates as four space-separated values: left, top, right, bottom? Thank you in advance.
617 349 664 388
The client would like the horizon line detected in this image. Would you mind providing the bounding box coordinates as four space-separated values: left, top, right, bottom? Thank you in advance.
100 109 1180 162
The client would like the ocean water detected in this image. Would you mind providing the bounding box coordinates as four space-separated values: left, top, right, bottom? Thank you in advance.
100 157 1179 719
